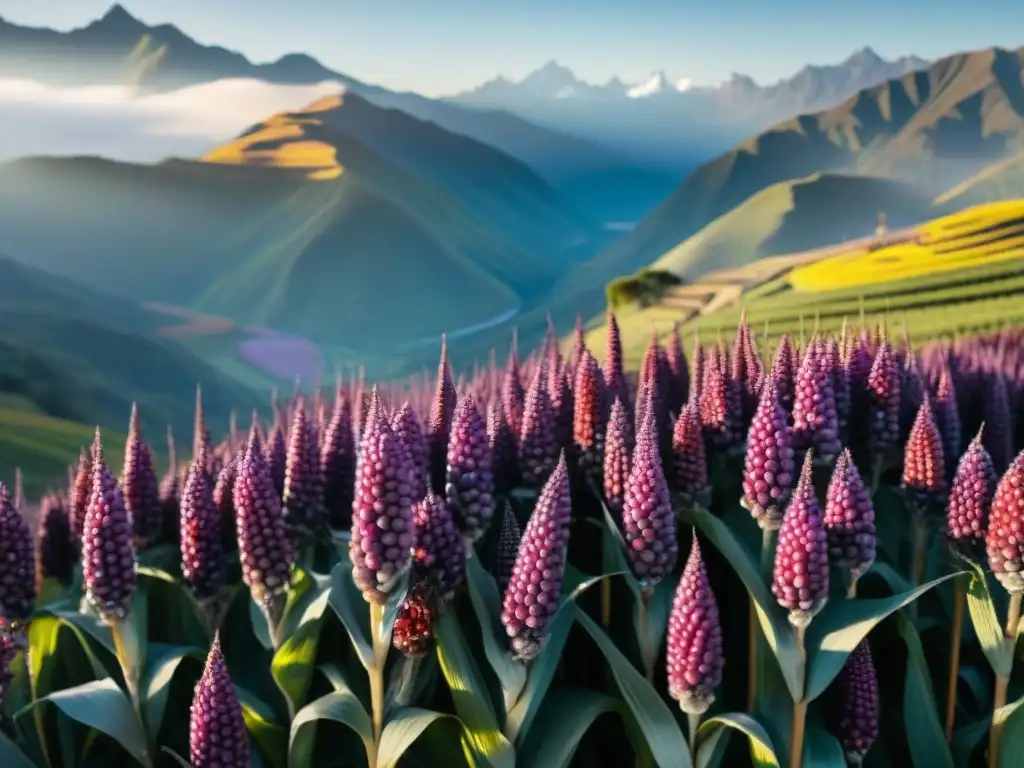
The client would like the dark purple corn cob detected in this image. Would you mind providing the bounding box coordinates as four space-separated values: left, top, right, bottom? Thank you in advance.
69 448 92 555
412 491 466 603
603 397 634 518
982 371 1014 475
519 361 560 488
350 396 414 604
866 342 902 461
622 411 678 588
193 385 213 472
233 427 293 610
985 449 1024 594
180 449 226 603
213 453 240 553
83 431 137 623
829 640 879 765
548 362 574 457
791 338 841 464
901 397 947 523
190 634 250 768
500 453 571 661
573 348 606 476
824 337 851 441
946 428 996 562
933 363 962 481
487 398 519 494
603 312 629 412
665 323 690 413
489 502 522 596
0 483 35 637
282 403 324 532
742 377 796 530
900 352 926 443
666 532 724 715
429 336 459 495
446 395 495 542
321 396 357 527
392 580 435 659
771 334 799 413
823 450 876 579
264 422 287 500
843 324 874 416
672 402 711 509
0 633 17 703
731 315 761 426
36 493 74 587
121 404 162 549
772 451 829 627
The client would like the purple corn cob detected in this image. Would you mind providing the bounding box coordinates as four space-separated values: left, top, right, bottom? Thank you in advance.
573 348 606 476
501 336 525 441
213 453 240 553
666 532 724 715
570 314 586 376
548 362 574 457
264 423 287 500
742 377 796 530
946 428 996 562
69 448 92 555
121 404 162 549
672 402 711 509
690 335 705 405
489 502 522 596
771 334 799 413
640 331 672 456
519 361 560 488
429 337 459 495
621 411 678 588
901 397 947 522
500 453 571 661
791 338 841 464
36 493 75 587
731 315 761 425
392 580 435 659
321 396 357 528
282 402 324 531
192 385 212 472
603 312 629 411
180 449 226 603
985 449 1024 594
234 427 293 610
823 450 876 579
665 323 690 413
411 492 466 603
982 371 1014 474
900 352 926 443
824 337 851 440
350 395 414 604
189 635 250 768
772 451 829 627
487 398 519 494
0 483 35 637
700 346 742 451
83 430 137 623
933 363 962 481
866 342 902 461
603 397 634 517
446 395 495 542
392 403 428 503
829 641 879 764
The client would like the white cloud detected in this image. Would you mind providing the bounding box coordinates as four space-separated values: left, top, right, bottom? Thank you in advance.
0 77 346 163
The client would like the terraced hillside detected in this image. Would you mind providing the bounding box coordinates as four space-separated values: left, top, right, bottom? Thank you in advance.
584 201 1024 366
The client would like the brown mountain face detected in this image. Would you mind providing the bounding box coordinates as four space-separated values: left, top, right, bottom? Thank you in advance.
579 45 1024 286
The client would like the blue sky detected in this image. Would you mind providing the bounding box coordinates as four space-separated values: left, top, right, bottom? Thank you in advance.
0 0 1022 96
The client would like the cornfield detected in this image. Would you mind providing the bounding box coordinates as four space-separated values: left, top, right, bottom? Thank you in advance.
0 313 1022 768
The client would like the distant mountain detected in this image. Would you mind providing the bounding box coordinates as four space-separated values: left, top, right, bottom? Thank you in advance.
564 45 1024 294
0 4 618 182
449 47 931 162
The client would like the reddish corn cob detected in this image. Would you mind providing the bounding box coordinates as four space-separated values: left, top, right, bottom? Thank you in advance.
742 376 796 530
672 402 711 509
828 640 879 764
446 394 495 542
772 451 829 627
500 453 572 661
603 397 634 517
901 397 947 522
573 348 606 476
519 361 560 488
189 635 250 768
603 313 629 411
392 580 435 659
700 347 741 451
985 449 1024 594
823 450 876 579
946 428 996 563
411 492 466 603
666 532 724 715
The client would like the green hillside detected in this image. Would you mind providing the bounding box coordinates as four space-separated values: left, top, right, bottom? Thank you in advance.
651 173 936 278
935 153 1024 208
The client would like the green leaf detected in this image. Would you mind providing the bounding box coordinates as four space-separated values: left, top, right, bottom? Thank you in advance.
271 584 331 719
574 607 691 768
803 571 962 702
18 678 151 767
695 713 780 768
141 644 203 740
801 724 844 767
249 596 274 651
0 732 38 768
435 611 516 768
951 718 990 767
896 614 954 768
289 690 374 768
517 689 622 768
464 553 528 715
995 692 1024 768
965 563 1013 677
328 561 374 671
377 707 452 768
46 609 116 659
237 685 287 768
685 507 801 702
159 747 193 768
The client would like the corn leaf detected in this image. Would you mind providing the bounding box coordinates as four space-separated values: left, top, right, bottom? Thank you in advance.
272 583 331 719
517 689 623 768
289 689 374 768
695 713 780 768
328 561 374 672
141 643 204 740
376 707 464 768
237 685 288 768
995 692 1024 768
896 614 954 768
964 562 1013 677
0 733 39 768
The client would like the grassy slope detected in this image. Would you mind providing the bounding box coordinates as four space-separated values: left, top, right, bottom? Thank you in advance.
651 174 936 279
936 152 1024 208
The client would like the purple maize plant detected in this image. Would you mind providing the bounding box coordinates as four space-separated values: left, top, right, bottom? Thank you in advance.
392 580 435 659
121 403 162 549
411 491 466 603
446 394 496 542
791 338 841 464
946 427 996 563
519 360 560 488
742 375 796 530
985 449 1024 594
828 640 879 764
429 336 459 495
0 483 35 640
603 396 634 518
573 348 606 477
823 449 876 580
282 401 325 531
672 401 711 509
36 493 75 587
321 395 358 527
180 447 226 603
189 634 250 768
487 397 519 495
901 397 947 523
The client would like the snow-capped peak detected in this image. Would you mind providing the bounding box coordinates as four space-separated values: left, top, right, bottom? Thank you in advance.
627 71 670 98
675 77 693 92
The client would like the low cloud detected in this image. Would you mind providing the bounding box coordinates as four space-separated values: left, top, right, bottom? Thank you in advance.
0 78 346 162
